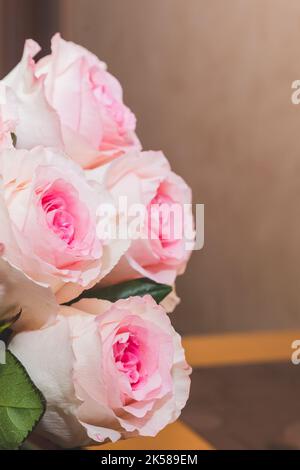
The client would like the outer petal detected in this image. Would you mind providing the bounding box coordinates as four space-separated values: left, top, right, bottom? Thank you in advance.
2 39 64 150
9 315 91 448
0 257 58 331
0 180 57 330
0 84 17 149
106 150 170 206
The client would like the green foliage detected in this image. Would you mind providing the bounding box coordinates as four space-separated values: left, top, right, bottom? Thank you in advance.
65 277 172 305
0 350 45 450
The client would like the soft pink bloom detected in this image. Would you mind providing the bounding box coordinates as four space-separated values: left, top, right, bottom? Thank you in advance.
9 296 191 447
0 146 128 304
32 33 140 168
100 150 195 286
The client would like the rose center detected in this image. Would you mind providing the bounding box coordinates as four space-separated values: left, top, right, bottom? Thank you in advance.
113 332 141 388
41 190 75 245
148 192 180 246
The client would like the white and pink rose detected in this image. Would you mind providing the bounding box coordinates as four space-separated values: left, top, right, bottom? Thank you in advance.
9 295 191 448
0 146 128 304
4 34 140 169
100 150 195 286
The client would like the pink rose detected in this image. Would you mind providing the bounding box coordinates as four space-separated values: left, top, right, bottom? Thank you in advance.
101 150 195 285
31 33 140 169
9 296 191 447
0 146 128 304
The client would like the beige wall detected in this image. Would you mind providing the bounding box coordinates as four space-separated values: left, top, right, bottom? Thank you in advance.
63 1 300 332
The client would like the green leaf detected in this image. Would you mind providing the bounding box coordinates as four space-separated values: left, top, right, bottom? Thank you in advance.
65 278 172 306
0 309 21 334
0 350 45 450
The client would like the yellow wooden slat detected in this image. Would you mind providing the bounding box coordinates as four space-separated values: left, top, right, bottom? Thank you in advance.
183 329 300 368
86 421 213 450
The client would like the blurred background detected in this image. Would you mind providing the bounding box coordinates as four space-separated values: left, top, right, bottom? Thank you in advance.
1 0 300 450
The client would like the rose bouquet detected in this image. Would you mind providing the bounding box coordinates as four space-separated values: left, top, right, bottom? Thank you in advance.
0 34 194 449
